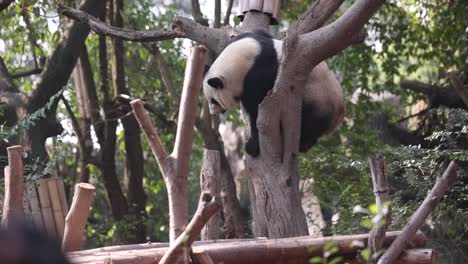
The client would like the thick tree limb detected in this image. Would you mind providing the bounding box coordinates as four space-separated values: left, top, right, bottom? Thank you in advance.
159 192 222 264
448 73 468 107
378 161 459 264
368 156 391 261
400 79 467 109
0 55 16 93
60 7 233 53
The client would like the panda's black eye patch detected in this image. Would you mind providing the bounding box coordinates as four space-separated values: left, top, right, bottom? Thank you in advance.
208 77 224 89
211 98 221 106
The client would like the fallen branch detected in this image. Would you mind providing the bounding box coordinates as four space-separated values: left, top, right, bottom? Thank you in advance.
159 192 222 264
1 145 24 229
378 161 459 264
368 156 391 261
62 183 95 252
67 231 428 264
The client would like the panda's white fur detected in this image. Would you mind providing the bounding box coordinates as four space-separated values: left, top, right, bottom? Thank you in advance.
203 31 344 157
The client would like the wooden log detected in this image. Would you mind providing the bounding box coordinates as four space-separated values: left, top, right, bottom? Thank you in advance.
200 150 222 240
47 177 66 240
1 145 24 229
249 0 263 11
62 183 95 252
37 178 58 238
26 182 45 230
378 161 459 264
67 231 427 264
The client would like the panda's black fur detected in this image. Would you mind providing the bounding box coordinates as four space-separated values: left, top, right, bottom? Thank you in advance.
204 30 343 157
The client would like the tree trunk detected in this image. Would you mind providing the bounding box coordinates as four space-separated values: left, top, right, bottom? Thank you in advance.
110 0 146 243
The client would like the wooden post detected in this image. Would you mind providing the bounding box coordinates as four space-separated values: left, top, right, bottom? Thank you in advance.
368 156 391 260
263 0 274 14
378 161 459 264
200 150 222 240
47 177 66 240
249 0 263 11
62 183 95 252
56 177 69 217
26 182 45 230
37 178 58 238
1 145 24 229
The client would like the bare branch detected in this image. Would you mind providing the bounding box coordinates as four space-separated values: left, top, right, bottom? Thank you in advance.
172 45 208 179
448 73 468 107
292 0 345 34
10 67 43 79
61 7 232 53
191 0 209 26
159 192 222 264
59 6 179 42
223 0 234 26
130 99 169 172
378 161 459 264
368 156 391 261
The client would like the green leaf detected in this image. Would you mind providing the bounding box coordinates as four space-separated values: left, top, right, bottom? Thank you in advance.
309 256 322 264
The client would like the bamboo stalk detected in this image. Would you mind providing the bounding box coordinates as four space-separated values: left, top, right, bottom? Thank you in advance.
26 182 45 230
62 183 95 252
37 178 58 238
1 145 25 229
47 177 66 240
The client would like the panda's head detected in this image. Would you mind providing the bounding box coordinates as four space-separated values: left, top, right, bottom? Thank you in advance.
203 36 262 115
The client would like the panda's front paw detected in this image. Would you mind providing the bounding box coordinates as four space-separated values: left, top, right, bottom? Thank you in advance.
245 138 260 157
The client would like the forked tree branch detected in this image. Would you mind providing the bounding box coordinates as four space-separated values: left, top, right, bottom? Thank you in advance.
159 192 222 264
131 45 208 242
378 161 459 264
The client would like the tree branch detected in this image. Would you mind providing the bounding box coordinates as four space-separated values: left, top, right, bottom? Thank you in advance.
159 192 222 264
378 161 459 264
0 0 14 12
223 0 234 26
292 0 345 34
448 73 468 107
10 67 43 79
60 7 233 53
172 45 208 179
214 0 221 28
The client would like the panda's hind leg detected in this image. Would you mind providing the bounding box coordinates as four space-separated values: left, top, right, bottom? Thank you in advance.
299 103 333 153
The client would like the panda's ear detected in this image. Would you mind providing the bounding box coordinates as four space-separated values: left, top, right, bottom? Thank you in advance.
207 77 224 89
204 64 211 76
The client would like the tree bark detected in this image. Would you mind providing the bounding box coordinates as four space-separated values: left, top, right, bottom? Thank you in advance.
200 150 222 240
109 0 146 243
25 0 105 161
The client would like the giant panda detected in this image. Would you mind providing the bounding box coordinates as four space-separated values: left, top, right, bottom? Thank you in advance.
203 30 345 157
